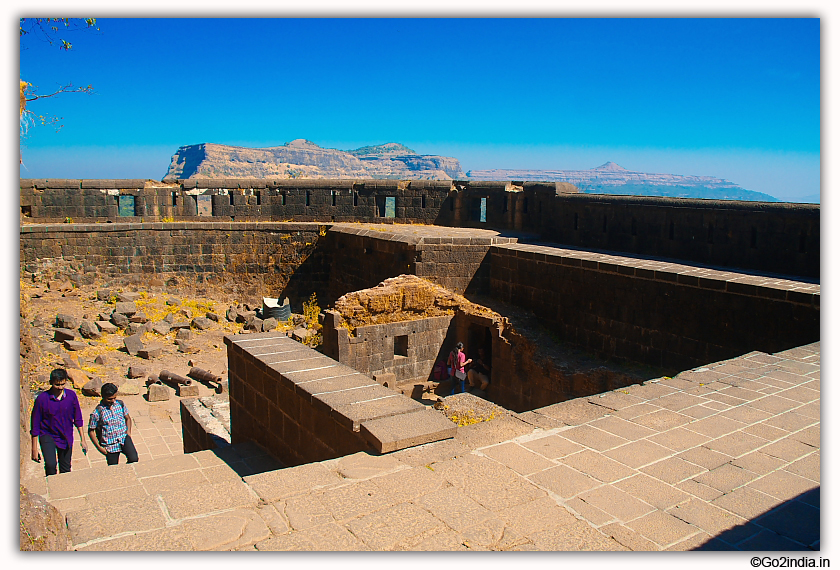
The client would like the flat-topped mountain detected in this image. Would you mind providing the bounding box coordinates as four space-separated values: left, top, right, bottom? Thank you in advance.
467 162 778 202
163 140 465 181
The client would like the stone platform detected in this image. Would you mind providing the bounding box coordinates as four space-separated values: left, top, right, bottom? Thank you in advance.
36 342 819 551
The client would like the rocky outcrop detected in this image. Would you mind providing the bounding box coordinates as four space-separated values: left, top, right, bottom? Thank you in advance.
467 161 778 202
20 486 69 551
163 139 465 181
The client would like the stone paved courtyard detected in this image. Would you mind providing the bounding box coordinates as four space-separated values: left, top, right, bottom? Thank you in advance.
27 342 820 551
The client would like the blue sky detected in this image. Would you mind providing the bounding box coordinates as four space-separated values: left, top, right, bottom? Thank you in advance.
18 17 820 201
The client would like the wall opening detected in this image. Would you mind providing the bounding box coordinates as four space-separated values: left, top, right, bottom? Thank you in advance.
255 191 261 206
421 195 426 209
331 190 337 207
306 191 311 206
377 196 396 218
118 195 135 217
394 335 408 358
21 205 32 217
281 192 287 206
353 191 358 207
172 192 178 207
469 197 487 222
197 195 212 216
229 193 235 206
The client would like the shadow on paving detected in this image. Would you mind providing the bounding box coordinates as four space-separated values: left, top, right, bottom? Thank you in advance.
208 441 287 478
692 487 820 551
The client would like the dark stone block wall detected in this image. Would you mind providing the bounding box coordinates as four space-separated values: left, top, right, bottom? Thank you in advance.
490 244 820 372
20 222 331 302
322 313 453 388
20 178 818 279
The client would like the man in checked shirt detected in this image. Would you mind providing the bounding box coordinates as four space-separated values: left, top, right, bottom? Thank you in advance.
88 383 139 465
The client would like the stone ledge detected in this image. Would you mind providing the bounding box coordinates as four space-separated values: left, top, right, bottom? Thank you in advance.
360 408 457 454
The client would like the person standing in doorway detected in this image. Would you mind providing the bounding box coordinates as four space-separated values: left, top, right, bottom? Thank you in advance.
447 342 472 395
30 369 87 476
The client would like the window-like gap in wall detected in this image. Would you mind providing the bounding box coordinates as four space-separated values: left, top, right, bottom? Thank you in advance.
229 193 235 206
281 192 287 206
172 192 178 206
305 191 311 206
422 195 426 209
394 335 408 358
385 196 396 218
331 190 337 207
353 191 358 207
255 191 261 206
21 206 31 217
118 195 135 217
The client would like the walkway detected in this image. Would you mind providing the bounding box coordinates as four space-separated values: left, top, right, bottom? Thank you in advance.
36 343 819 551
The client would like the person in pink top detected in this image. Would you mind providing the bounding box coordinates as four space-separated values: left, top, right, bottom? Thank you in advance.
447 342 472 395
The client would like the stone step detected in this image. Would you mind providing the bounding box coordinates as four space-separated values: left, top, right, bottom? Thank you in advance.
360 408 458 454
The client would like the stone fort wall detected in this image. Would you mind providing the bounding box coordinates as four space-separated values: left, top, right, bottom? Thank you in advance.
20 178 819 278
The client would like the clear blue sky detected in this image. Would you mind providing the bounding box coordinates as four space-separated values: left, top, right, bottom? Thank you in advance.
18 17 820 201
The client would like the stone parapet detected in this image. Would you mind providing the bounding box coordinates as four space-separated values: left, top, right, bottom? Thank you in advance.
224 332 456 466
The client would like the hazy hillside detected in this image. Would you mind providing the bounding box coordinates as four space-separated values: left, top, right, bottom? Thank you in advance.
467 161 779 202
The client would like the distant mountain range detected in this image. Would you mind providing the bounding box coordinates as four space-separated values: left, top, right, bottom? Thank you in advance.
163 141 779 202
163 139 465 181
467 162 779 202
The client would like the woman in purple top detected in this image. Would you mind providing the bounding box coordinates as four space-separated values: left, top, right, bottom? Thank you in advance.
30 369 87 476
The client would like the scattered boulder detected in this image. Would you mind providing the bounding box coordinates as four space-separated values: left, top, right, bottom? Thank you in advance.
177 309 191 320
129 312 148 323
78 320 102 340
96 320 118 334
65 368 89 389
82 377 103 397
191 317 213 331
114 301 137 316
31 315 46 328
117 382 142 396
206 312 220 322
291 328 313 342
63 340 88 351
237 310 256 324
116 292 142 302
127 366 148 379
123 334 145 356
170 321 191 330
225 307 239 322
94 354 109 365
151 322 171 336
48 280 73 292
247 317 263 332
126 322 147 336
55 313 80 330
176 340 200 354
176 328 193 341
163 313 175 324
62 289 81 297
39 342 61 355
138 346 163 360
166 297 180 306
97 312 112 322
110 313 130 329
262 317 278 332
61 356 82 370
96 290 112 301
147 383 170 402
53 328 77 342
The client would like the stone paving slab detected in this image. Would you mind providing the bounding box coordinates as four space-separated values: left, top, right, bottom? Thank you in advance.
41 342 820 552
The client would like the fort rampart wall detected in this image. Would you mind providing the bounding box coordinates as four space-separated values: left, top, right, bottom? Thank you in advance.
21 178 819 278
